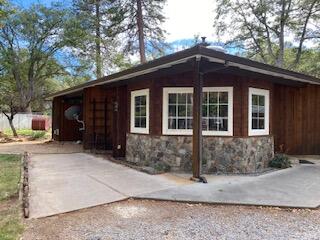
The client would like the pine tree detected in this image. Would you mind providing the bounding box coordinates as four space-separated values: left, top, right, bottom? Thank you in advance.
72 0 123 78
109 0 167 63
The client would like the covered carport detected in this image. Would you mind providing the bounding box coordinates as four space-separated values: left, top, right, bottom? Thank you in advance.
52 91 84 142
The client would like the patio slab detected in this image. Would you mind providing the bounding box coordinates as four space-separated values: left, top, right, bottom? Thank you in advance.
28 153 182 218
28 153 320 219
138 164 320 208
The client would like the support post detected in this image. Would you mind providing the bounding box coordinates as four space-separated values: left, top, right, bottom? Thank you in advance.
192 57 204 180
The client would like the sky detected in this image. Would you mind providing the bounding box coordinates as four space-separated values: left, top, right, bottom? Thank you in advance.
163 0 217 42
11 0 218 43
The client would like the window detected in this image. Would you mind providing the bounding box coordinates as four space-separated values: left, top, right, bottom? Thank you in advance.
248 88 270 136
202 87 233 136
163 88 193 135
162 87 233 136
130 89 149 134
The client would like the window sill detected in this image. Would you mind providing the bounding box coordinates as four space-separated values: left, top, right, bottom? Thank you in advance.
248 130 269 136
162 130 233 136
130 128 149 135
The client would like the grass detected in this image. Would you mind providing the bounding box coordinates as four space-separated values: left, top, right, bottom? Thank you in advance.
4 128 51 139
0 154 24 240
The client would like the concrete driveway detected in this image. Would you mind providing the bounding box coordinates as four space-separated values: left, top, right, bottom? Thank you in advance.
139 164 320 208
29 153 185 218
29 152 320 219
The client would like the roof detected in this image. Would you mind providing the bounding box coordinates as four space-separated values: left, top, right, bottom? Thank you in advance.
48 45 320 98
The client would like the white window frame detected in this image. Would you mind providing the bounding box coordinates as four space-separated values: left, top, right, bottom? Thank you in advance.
248 87 270 136
130 89 149 134
162 87 193 135
202 87 233 136
162 87 234 136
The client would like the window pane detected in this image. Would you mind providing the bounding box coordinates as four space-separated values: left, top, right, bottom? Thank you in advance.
186 105 192 117
168 118 176 129
252 95 258 105
187 93 193 104
209 105 218 117
178 119 186 129
203 92 208 104
209 92 218 104
252 118 258 129
219 105 228 118
135 96 141 106
169 105 176 117
202 118 208 131
219 92 228 104
258 118 265 129
252 112 258 118
252 105 258 117
140 96 146 105
178 105 186 117
140 106 146 116
135 117 140 128
221 118 228 131
135 106 140 117
209 118 218 131
178 93 186 104
202 105 208 117
187 119 193 129
140 117 146 128
259 95 265 106
258 106 265 118
168 94 177 104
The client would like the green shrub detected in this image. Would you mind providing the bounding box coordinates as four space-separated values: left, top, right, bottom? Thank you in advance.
31 131 46 139
154 162 171 172
269 154 291 169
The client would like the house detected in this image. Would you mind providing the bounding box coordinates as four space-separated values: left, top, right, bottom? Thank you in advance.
49 44 320 177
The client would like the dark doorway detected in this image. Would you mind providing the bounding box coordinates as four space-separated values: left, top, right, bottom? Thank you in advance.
61 98 83 141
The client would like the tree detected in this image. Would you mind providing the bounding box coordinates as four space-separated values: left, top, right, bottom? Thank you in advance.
71 0 128 78
109 0 167 63
0 74 21 137
0 0 9 21
0 3 87 134
0 3 71 112
215 0 320 68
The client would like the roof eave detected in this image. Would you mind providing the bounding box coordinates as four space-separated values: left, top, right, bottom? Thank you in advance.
47 46 320 99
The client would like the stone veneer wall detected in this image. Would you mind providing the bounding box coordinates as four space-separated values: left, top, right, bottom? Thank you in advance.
126 133 274 174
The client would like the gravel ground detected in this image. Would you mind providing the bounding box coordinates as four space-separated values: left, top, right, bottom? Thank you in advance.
23 199 320 240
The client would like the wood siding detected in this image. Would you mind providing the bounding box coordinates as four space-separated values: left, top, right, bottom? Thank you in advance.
127 71 274 138
83 87 114 149
52 96 83 141
52 69 320 155
273 84 320 154
52 97 62 141
83 86 127 157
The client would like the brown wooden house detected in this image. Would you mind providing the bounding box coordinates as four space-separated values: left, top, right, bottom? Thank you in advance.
49 45 320 176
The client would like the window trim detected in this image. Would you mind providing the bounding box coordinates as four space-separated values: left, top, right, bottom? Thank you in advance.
248 87 270 136
130 89 150 134
162 87 193 135
162 87 234 136
202 87 233 136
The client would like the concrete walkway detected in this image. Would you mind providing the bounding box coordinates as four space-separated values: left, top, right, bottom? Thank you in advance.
139 164 320 208
29 152 320 218
29 153 187 218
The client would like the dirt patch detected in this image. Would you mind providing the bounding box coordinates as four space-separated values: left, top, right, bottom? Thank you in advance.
0 140 84 154
23 199 320 240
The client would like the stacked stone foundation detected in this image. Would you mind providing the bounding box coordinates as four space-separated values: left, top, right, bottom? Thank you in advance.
126 133 274 174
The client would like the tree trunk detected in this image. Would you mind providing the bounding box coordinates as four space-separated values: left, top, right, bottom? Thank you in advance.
8 118 18 137
25 105 32 113
276 0 286 68
95 0 103 78
136 0 146 63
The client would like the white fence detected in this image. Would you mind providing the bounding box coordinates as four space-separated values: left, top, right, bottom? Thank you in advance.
0 113 51 131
